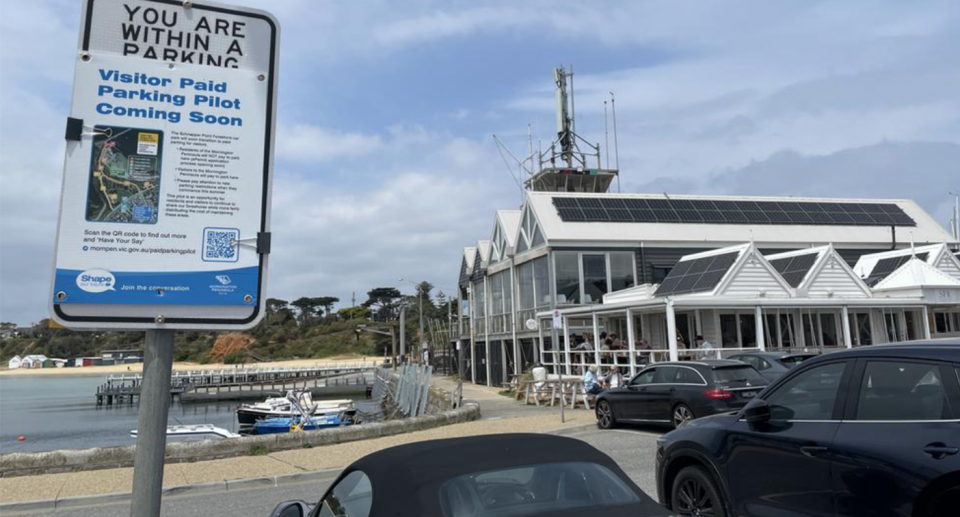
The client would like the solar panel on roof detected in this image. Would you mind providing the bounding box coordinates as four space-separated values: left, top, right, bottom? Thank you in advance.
551 198 916 227
863 252 929 286
770 253 819 288
654 251 740 296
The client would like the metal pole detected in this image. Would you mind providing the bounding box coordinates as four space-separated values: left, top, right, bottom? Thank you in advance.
399 305 407 362
130 329 174 517
418 289 424 359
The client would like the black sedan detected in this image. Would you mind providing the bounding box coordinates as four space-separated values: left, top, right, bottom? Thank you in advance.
595 360 768 429
728 351 817 383
656 342 960 517
271 433 671 517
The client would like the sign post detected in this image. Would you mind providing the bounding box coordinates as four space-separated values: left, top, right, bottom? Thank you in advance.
50 2 280 516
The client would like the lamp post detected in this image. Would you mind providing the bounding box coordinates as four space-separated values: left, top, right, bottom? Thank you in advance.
950 191 960 242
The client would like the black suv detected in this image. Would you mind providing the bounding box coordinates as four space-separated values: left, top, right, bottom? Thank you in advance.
656 342 960 517
595 360 767 429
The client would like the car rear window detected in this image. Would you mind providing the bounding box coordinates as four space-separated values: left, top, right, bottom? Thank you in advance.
711 366 767 387
438 461 639 517
779 355 814 369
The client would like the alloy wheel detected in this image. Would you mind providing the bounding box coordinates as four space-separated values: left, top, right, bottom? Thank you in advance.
673 404 694 427
675 477 717 516
596 401 613 429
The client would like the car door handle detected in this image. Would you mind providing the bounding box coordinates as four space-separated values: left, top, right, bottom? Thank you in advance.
923 443 959 459
669 388 676 393
800 446 829 458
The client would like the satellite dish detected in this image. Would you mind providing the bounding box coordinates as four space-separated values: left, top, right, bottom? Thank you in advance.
525 319 538 331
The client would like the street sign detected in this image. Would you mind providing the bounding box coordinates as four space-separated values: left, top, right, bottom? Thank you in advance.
50 0 279 330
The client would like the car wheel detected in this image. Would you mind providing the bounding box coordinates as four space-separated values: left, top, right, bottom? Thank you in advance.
596 400 617 429
672 403 695 428
671 466 728 517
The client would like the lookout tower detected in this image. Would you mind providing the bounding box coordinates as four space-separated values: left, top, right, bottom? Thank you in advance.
525 66 620 193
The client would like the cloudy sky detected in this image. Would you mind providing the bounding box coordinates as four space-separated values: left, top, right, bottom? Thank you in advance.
2 0 959 325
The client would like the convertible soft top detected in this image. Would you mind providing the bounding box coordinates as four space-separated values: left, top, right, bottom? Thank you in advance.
339 433 670 517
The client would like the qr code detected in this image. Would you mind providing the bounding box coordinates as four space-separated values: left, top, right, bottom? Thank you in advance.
202 228 239 262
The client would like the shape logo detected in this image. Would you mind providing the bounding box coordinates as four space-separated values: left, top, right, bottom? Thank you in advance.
76 269 116 293
215 275 232 285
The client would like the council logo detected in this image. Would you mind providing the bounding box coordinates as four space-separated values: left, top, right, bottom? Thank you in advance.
76 269 116 293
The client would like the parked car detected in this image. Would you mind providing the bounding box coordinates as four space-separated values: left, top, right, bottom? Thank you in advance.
728 351 818 382
271 433 671 517
595 360 768 430
656 342 960 517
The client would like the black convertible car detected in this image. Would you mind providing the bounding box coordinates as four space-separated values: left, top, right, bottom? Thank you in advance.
271 433 671 517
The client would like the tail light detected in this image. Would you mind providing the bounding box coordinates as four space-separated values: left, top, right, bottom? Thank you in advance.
704 388 733 400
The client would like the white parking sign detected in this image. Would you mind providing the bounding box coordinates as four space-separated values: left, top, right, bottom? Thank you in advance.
50 0 279 330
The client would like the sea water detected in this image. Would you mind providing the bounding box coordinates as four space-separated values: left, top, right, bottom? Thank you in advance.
0 375 374 454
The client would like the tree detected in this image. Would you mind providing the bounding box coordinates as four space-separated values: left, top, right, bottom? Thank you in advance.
337 306 370 320
266 298 289 313
290 297 320 324
363 287 402 321
314 296 340 318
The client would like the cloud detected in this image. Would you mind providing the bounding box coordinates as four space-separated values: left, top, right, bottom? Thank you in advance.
277 124 383 163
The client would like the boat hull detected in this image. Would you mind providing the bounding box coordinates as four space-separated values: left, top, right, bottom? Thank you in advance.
237 407 358 427
252 415 351 435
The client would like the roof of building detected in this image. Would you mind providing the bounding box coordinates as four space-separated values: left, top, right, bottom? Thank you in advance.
765 246 827 288
871 258 960 291
524 192 956 247
852 243 959 286
496 210 521 248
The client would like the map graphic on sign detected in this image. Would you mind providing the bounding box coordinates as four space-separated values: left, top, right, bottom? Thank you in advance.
85 126 162 225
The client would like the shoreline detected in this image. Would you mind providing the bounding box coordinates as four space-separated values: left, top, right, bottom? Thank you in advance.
0 355 379 378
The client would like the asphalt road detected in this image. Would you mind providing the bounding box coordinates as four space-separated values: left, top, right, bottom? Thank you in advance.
19 424 665 517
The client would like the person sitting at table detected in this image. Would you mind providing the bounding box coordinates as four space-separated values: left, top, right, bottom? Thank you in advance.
603 365 624 389
583 365 603 395
610 333 626 350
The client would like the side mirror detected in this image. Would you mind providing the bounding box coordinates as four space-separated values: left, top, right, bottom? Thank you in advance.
270 501 312 517
743 399 771 425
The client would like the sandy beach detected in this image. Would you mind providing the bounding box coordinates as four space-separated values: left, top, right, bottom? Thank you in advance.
0 355 381 377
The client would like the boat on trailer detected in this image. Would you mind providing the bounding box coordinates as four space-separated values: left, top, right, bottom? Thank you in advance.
236 390 357 427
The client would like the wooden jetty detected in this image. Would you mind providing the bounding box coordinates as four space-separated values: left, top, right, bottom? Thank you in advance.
95 363 374 406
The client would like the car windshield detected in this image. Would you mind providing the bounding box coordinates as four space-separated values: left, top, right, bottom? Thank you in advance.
779 355 814 368
438 461 640 517
712 366 767 388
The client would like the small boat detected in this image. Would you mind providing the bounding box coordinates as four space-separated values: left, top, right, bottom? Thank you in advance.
131 424 240 439
252 412 353 435
236 391 357 427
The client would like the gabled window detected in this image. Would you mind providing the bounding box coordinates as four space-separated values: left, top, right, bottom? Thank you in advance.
516 204 545 254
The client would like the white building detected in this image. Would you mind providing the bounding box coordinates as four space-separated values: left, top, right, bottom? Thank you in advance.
19 354 48 369
455 192 960 386
7 355 21 369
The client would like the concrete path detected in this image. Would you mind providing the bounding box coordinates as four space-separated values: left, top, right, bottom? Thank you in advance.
0 376 592 507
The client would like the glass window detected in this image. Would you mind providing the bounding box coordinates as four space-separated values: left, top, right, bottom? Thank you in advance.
820 313 838 347
319 471 373 517
934 313 947 333
778 355 812 369
519 262 534 310
503 270 513 314
654 366 679 384
631 368 656 385
711 366 767 388
582 254 607 304
531 225 545 247
779 314 796 346
720 315 738 348
554 252 580 305
855 361 948 421
736 355 759 369
439 462 639 517
854 313 872 346
490 273 504 316
884 313 901 342
674 367 705 384
474 281 485 318
739 314 757 348
766 362 847 421
610 252 635 292
533 257 550 308
904 311 918 341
